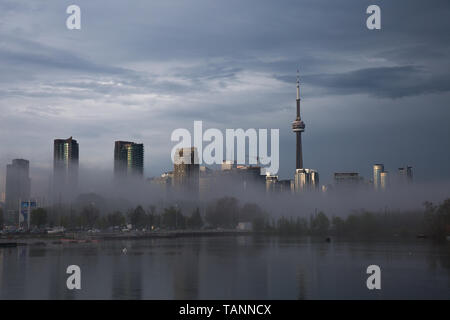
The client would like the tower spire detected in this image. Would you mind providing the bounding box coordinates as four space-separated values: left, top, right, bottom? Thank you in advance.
292 69 305 170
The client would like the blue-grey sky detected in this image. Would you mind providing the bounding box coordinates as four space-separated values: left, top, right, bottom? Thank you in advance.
1 0 450 193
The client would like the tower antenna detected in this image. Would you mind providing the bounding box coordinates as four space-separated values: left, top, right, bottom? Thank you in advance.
292 69 305 169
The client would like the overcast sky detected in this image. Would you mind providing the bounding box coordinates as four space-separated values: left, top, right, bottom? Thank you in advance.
1 0 450 194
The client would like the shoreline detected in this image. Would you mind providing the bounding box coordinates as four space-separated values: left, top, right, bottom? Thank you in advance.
0 229 445 246
0 229 252 244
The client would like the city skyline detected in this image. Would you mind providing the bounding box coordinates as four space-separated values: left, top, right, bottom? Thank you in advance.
0 72 429 194
0 138 416 203
1 0 450 192
1 0 450 304
0 75 421 199
0 74 422 197
0 124 418 200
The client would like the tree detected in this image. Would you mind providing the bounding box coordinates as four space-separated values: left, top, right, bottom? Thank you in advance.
344 214 360 236
147 205 159 229
360 211 377 237
310 211 330 235
0 207 3 229
66 209 81 230
331 216 345 236
425 199 450 240
80 205 100 229
276 216 297 234
162 206 185 229
187 207 203 229
240 203 267 232
128 206 147 229
205 197 239 228
295 217 308 235
98 215 109 230
107 211 125 228
30 208 48 228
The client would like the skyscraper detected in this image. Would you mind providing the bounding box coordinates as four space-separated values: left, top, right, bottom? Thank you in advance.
114 141 144 178
398 166 413 184
5 159 31 223
294 169 319 192
265 173 279 193
53 137 79 199
380 171 389 190
333 172 363 187
173 147 199 196
292 70 306 170
373 164 384 190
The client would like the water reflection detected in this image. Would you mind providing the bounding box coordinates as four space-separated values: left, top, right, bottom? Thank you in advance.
111 242 143 299
296 266 307 300
0 237 448 299
173 240 200 299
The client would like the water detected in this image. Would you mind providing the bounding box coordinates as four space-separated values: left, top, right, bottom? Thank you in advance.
0 236 449 299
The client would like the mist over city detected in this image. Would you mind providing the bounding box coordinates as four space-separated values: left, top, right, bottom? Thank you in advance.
0 0 449 303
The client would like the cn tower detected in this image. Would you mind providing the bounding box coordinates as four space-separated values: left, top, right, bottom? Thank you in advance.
292 70 305 169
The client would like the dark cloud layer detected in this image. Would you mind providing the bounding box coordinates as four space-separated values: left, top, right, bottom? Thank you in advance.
274 66 450 98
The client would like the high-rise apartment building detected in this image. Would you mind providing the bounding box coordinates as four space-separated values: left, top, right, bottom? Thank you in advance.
380 171 389 190
373 164 384 190
173 147 199 195
5 159 31 223
114 141 144 178
265 173 279 193
334 172 363 187
398 166 413 184
294 168 319 192
53 137 79 199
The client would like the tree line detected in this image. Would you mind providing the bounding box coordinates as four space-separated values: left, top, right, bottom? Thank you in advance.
1 197 449 240
15 196 268 231
30 204 204 231
264 199 450 241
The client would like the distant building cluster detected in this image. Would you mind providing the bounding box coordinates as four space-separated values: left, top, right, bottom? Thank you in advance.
150 155 266 200
320 164 414 193
1 72 415 228
371 163 413 191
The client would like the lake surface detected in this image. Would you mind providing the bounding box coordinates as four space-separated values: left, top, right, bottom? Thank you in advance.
0 236 449 299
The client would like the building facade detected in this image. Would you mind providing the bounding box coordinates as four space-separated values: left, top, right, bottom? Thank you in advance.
149 171 173 199
265 174 279 193
53 137 79 200
333 172 363 187
380 171 389 190
294 168 319 192
398 166 413 184
265 174 293 193
173 147 200 196
373 164 384 190
114 141 144 178
5 159 31 224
